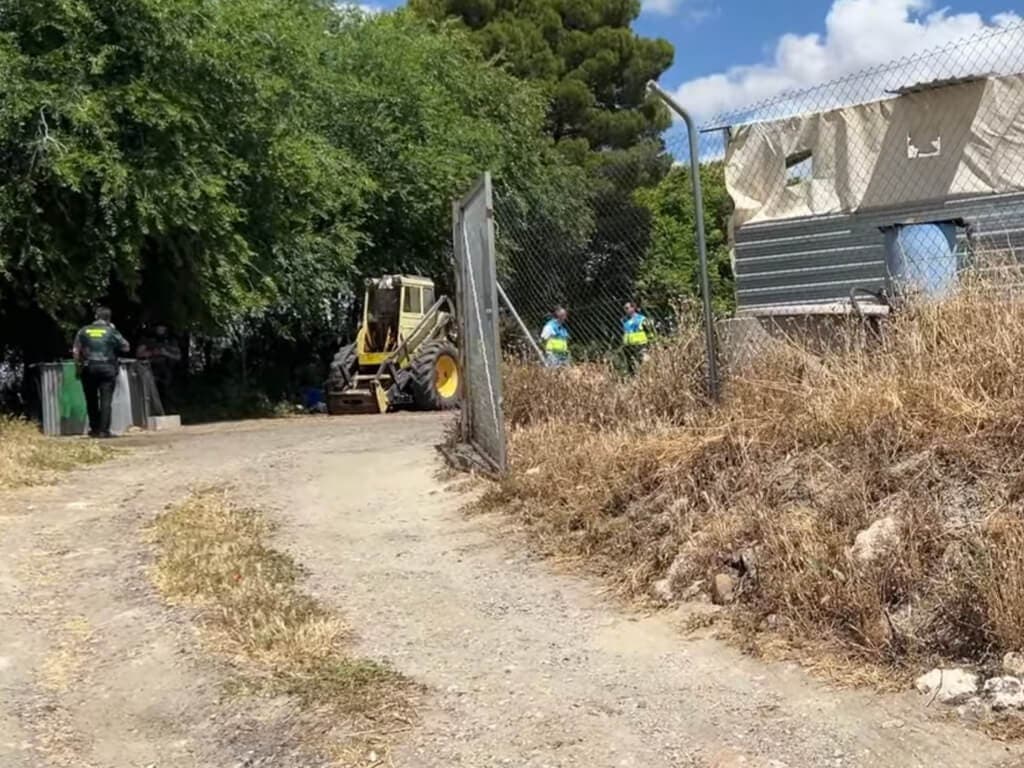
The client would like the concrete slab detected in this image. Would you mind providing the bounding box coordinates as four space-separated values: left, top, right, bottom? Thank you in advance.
146 415 182 431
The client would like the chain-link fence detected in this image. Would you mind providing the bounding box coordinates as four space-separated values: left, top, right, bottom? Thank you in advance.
692 19 1024 379
451 172 507 474
490 17 1024 394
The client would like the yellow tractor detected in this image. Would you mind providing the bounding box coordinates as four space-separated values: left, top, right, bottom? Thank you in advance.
326 275 461 415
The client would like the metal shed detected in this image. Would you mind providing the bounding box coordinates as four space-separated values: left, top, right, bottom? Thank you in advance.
723 73 1024 315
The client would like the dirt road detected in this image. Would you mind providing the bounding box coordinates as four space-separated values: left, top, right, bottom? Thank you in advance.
0 415 1020 767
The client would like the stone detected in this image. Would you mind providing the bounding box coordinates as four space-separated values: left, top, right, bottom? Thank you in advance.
984 676 1024 711
915 668 978 704
1003 652 1024 677
955 696 990 722
849 516 901 565
650 579 674 604
711 572 737 605
146 414 182 431
649 551 695 604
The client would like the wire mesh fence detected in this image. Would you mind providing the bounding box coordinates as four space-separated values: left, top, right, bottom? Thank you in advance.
490 17 1024 392
692 18 1024 371
452 172 507 474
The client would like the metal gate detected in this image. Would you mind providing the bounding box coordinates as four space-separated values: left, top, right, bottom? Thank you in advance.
452 172 507 474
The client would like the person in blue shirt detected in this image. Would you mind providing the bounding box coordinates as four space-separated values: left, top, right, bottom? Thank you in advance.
621 301 653 375
540 307 570 368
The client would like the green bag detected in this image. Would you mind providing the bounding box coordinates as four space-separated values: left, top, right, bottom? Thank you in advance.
59 361 88 424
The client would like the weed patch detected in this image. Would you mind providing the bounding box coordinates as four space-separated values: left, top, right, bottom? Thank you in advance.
0 417 109 491
150 491 412 754
481 288 1024 680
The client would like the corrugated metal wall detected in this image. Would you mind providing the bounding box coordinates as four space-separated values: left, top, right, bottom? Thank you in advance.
35 361 155 437
733 192 1024 313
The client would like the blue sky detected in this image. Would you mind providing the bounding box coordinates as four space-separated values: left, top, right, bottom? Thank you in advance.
656 0 1020 120
367 0 1021 121
636 0 1012 88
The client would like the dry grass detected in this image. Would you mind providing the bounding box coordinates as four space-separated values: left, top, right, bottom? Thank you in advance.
481 286 1024 676
0 417 109 490
150 491 412 755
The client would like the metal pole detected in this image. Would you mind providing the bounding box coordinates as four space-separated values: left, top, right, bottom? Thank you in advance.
646 80 721 401
497 281 545 364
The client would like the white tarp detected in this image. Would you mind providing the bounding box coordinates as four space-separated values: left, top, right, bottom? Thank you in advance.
110 366 133 436
725 74 1024 228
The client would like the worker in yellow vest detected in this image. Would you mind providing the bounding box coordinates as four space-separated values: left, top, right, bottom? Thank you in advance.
540 307 570 368
622 301 653 375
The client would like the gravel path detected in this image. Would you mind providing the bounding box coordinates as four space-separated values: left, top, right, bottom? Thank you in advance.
0 414 1021 767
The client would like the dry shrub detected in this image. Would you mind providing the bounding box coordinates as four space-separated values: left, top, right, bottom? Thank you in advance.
0 417 109 490
503 328 707 430
151 492 410 726
483 286 1024 671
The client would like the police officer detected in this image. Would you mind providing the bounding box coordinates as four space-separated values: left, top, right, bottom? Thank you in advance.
540 307 570 368
138 323 182 413
73 307 130 438
622 301 654 375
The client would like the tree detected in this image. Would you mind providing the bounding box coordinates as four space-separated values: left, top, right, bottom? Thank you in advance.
319 9 578 286
409 0 673 156
0 0 579 412
635 161 735 318
408 0 677 349
0 0 369 363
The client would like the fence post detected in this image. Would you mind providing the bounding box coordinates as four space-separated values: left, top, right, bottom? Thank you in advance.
497 281 545 364
646 81 721 402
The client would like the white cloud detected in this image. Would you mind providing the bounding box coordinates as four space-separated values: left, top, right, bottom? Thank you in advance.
642 0 678 15
642 0 718 22
670 0 1024 123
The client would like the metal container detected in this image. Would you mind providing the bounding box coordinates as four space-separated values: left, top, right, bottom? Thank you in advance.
34 360 155 437
884 222 959 298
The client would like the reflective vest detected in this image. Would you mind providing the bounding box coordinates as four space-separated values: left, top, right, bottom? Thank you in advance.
622 313 650 346
542 319 569 355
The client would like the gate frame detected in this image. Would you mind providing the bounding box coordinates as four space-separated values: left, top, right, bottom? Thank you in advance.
452 171 508 474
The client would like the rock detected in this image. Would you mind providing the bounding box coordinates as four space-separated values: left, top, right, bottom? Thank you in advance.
651 578 674 604
649 551 695 603
711 572 737 605
1004 652 1024 677
956 696 991 722
984 676 1024 711
849 516 901 565
915 668 978 704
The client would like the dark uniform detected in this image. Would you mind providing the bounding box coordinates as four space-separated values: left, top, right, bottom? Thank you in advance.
73 320 129 437
138 329 182 414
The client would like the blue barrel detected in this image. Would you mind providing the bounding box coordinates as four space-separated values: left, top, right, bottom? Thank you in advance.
884 222 959 299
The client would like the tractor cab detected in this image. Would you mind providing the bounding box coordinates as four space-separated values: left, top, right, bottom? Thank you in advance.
361 275 437 362
326 275 459 415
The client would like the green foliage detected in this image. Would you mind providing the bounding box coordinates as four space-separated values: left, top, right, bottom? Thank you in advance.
411 0 679 346
321 10 571 281
0 0 368 340
410 0 673 152
0 0 572 407
635 161 735 317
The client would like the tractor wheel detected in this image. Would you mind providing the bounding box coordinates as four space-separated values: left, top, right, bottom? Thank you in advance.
326 344 357 412
410 340 461 411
